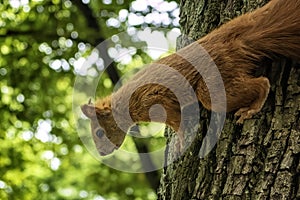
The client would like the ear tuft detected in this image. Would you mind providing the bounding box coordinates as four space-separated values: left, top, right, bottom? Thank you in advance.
81 104 97 118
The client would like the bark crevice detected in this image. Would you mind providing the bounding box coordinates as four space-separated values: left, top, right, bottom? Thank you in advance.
158 1 300 199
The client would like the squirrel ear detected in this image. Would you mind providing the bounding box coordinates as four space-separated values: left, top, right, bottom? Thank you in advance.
81 104 97 118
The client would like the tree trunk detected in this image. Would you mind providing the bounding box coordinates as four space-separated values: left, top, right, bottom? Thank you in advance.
158 0 300 199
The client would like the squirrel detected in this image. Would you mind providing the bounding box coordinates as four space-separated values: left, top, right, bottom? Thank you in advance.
81 0 300 156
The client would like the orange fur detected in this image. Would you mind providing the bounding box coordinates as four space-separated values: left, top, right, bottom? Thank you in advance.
81 0 300 155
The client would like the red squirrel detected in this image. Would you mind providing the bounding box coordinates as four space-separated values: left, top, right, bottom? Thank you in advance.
81 0 300 156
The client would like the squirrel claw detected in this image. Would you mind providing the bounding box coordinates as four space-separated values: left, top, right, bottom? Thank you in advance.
235 107 261 124
174 131 185 155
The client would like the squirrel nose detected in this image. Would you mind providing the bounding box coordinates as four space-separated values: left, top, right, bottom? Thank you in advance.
99 151 108 156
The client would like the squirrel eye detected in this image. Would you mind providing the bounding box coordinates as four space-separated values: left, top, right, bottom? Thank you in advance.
96 129 105 138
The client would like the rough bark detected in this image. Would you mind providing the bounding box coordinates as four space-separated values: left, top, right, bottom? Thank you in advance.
158 0 300 199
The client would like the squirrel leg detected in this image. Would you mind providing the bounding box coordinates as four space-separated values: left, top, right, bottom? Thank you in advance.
196 76 270 123
233 77 270 123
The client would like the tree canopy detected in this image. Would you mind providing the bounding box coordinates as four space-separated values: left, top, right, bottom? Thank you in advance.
0 0 180 199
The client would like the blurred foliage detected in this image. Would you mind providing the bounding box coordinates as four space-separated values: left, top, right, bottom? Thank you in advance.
0 0 179 199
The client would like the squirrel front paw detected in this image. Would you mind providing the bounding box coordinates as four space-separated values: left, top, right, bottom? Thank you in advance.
174 130 185 155
234 107 261 124
233 77 270 124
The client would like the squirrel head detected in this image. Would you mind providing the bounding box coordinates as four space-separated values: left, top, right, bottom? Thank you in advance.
81 98 126 156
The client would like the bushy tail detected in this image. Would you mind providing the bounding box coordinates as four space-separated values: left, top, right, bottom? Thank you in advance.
247 0 300 61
